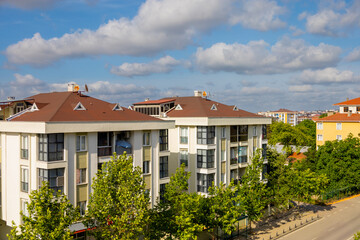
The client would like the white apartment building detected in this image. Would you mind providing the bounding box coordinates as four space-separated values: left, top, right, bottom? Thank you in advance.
133 91 271 194
0 88 174 237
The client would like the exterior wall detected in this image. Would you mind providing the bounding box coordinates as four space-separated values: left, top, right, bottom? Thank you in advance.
316 121 360 146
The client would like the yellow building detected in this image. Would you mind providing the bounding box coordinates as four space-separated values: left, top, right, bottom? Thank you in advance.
259 108 298 126
315 97 360 146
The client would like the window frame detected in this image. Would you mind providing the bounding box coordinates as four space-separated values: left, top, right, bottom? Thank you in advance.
317 122 323 130
197 173 214 193
143 132 151 146
336 135 342 140
38 168 65 194
317 134 323 141
159 129 168 151
20 135 29 159
197 149 215 168
21 199 29 217
197 126 215 145
159 156 169 179
180 127 188 144
21 167 29 193
143 160 150 174
76 135 87 152
78 201 86 216
98 132 113 157
179 149 188 167
336 123 342 130
76 168 87 185
38 134 64 162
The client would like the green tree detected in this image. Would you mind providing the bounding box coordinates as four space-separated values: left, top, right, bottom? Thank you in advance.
85 153 149 239
8 181 79 240
237 151 268 229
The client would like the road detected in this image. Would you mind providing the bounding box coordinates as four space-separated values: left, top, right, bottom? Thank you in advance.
281 196 360 240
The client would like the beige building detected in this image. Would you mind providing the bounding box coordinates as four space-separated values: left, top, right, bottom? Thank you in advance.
133 91 271 194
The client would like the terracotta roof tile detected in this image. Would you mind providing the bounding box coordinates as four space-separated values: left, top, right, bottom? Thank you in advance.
272 108 296 113
11 92 163 122
314 113 360 122
334 97 360 106
161 97 263 118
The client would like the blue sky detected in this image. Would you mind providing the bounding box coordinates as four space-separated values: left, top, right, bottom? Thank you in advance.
1 0 360 112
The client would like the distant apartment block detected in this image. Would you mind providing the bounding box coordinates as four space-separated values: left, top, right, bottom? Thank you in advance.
315 97 360 146
258 109 298 126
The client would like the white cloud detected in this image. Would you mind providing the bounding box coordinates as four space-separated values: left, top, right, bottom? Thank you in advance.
240 86 281 95
229 0 286 31
296 68 360 84
0 0 59 9
304 1 360 36
346 47 360 62
288 85 312 92
195 37 342 75
5 0 286 66
110 56 180 77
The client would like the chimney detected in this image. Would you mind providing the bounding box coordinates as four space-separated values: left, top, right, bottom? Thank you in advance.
194 90 202 97
7 96 15 101
348 110 352 117
347 97 349 101
68 83 75 92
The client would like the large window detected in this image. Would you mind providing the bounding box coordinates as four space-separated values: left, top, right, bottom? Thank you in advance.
317 122 323 130
180 149 188 167
262 144 267 159
197 126 215 144
180 127 188 144
262 125 268 139
76 135 87 152
143 161 150 174
160 156 168 178
230 125 248 142
230 147 237 165
21 135 29 159
21 167 29 192
39 134 64 162
76 168 86 185
143 132 151 146
197 149 215 168
98 132 112 157
239 146 247 163
38 168 65 194
197 173 214 193
159 129 168 151
336 123 342 130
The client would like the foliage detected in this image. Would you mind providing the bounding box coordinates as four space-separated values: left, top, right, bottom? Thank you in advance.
354 231 360 240
85 153 149 240
8 181 79 240
237 151 268 229
268 120 316 153
319 113 328 118
307 134 360 191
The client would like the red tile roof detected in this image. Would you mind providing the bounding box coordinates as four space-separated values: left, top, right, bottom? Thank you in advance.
334 97 360 106
314 113 360 122
288 152 306 163
133 99 175 105
11 92 163 122
273 108 296 113
160 97 263 118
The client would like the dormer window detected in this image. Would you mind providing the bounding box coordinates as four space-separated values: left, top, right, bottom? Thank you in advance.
344 107 349 112
175 104 183 110
30 103 39 112
210 104 217 111
233 106 239 111
74 102 86 111
112 103 123 111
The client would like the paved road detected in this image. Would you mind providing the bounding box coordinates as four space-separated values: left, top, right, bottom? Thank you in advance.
281 196 360 240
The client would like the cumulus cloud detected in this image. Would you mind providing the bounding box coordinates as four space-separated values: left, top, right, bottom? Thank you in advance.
288 85 312 92
303 1 360 36
5 0 286 66
229 0 286 31
346 47 360 62
295 68 360 85
0 0 59 9
195 37 342 74
110 56 181 77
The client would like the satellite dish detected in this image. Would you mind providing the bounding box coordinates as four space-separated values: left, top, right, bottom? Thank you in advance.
85 84 89 92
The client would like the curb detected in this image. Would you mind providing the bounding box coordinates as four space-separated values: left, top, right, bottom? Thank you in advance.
325 193 360 205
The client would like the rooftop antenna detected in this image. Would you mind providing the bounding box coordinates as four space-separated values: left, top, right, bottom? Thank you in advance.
85 84 89 92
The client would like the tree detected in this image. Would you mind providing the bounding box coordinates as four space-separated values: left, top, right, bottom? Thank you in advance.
8 181 79 240
85 153 149 239
147 165 205 240
237 151 268 229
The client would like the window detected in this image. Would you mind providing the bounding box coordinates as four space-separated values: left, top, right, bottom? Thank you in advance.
76 135 87 152
336 135 342 140
262 125 268 139
230 147 237 165
143 132 150 146
221 149 225 162
38 168 64 194
230 169 238 184
143 161 150 174
317 122 323 130
21 199 29 217
160 183 167 202
180 150 188 167
159 130 168 151
21 167 29 192
336 123 342 130
21 135 29 159
160 156 168 178
317 134 323 141
230 125 248 142
197 126 215 144
253 126 257 136
98 132 113 156
197 149 215 168
262 144 267 159
197 173 214 193
39 134 64 162
180 127 188 144
344 107 349 112
239 146 247 163
357 106 360 112
76 168 86 184
221 127 226 138
78 201 86 216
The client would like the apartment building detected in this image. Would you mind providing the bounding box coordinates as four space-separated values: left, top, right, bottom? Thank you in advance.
133 91 271 194
0 87 174 236
258 109 298 126
315 97 360 146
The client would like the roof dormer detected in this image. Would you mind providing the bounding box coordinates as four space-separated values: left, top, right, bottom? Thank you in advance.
210 104 217 111
30 103 39 112
74 102 86 111
175 104 183 110
233 105 239 111
112 103 123 111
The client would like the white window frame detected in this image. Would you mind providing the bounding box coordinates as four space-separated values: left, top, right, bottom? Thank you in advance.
221 127 226 138
179 149 189 167
143 132 151 146
180 127 188 144
20 135 29 159
317 122 323 130
336 135 342 140
76 168 87 185
76 135 87 152
317 134 323 141
336 123 342 130
78 201 86 216
21 199 29 217
21 167 29 193
253 126 257 136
